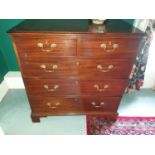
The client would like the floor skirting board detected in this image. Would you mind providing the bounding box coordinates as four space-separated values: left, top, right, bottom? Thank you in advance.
0 80 8 102
0 71 24 102
4 71 25 89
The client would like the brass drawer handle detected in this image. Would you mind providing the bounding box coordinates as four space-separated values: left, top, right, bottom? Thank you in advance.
40 64 58 72
44 84 59 92
97 64 113 72
76 61 79 65
46 102 60 109
50 43 57 48
37 42 57 52
91 101 105 108
94 84 109 92
100 42 119 52
100 43 106 48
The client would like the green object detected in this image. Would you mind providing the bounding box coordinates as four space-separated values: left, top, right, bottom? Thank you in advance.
0 19 134 73
0 19 24 71
0 49 8 83
123 19 134 25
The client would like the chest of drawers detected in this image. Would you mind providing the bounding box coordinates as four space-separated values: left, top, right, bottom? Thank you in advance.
9 19 145 122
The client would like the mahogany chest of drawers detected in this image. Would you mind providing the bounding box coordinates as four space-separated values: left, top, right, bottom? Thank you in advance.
9 19 145 122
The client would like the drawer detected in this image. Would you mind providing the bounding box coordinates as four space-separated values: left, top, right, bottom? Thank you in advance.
29 96 82 113
24 79 127 96
21 59 133 79
24 79 80 96
21 60 78 78
15 38 76 56
80 80 127 96
29 96 121 114
78 59 133 79
79 38 141 58
82 97 121 112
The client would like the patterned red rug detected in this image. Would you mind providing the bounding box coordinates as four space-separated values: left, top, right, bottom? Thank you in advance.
87 116 155 135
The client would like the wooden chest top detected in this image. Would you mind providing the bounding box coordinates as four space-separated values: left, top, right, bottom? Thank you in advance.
8 19 145 35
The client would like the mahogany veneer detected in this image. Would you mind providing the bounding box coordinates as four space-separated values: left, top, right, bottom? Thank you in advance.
9 19 146 122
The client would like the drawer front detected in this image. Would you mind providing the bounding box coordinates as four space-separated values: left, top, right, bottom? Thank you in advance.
24 79 127 96
80 80 127 96
78 59 133 79
15 38 76 56
21 59 133 79
21 60 78 78
82 97 121 112
24 79 80 96
79 38 141 58
29 96 121 113
29 96 82 113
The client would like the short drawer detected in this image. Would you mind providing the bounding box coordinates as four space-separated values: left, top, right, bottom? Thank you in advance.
24 79 80 96
79 80 127 96
24 79 127 97
29 96 82 113
79 38 141 58
78 59 133 79
15 38 77 56
82 97 121 112
21 60 78 78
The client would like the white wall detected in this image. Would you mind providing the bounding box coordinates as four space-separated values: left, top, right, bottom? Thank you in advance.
143 32 155 88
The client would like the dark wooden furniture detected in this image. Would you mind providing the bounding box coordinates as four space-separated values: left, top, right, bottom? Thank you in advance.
9 19 145 122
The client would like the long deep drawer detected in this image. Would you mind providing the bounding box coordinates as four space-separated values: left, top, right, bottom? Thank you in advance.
21 59 133 79
24 79 128 96
79 38 141 58
29 96 121 113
